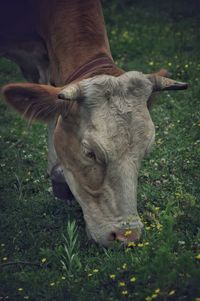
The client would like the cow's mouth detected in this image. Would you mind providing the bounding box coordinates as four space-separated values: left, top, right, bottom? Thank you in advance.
85 216 143 247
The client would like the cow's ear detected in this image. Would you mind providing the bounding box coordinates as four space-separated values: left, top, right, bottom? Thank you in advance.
2 83 67 122
146 69 188 109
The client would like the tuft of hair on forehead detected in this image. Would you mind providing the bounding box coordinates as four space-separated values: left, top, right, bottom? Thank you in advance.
80 75 118 109
117 71 153 99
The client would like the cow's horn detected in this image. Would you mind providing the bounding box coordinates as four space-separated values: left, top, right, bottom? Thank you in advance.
146 75 188 91
58 84 82 100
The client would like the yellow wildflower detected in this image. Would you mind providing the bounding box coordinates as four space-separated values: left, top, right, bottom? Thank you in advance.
130 277 136 282
195 254 200 260
145 227 151 231
24 296 29 300
155 288 160 294
145 297 152 301
2 257 7 261
41 258 47 263
144 242 149 246
88 273 93 277
156 223 163 230
168 62 172 67
195 298 200 301
50 282 55 286
17 288 23 292
121 290 128 295
149 61 154 66
110 274 116 280
125 230 132 237
127 242 136 247
61 276 66 280
122 263 127 269
152 294 157 299
155 207 160 211
138 243 144 247
119 281 126 287
169 290 175 296
93 269 99 273
122 31 129 39
156 138 163 145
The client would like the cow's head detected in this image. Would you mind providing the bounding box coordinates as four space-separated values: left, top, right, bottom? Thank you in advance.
2 71 187 246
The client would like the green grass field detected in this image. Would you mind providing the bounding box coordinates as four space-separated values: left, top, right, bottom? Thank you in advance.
0 1 199 300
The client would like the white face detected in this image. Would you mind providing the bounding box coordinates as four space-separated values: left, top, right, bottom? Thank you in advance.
54 72 155 246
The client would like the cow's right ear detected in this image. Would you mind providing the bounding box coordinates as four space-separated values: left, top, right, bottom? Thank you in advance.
1 83 68 122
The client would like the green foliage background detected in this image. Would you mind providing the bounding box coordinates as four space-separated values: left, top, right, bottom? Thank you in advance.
0 0 199 300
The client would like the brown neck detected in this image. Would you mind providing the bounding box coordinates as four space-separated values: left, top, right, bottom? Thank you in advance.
64 54 124 85
37 0 116 86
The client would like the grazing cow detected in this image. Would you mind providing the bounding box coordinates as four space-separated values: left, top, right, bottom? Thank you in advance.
0 0 187 246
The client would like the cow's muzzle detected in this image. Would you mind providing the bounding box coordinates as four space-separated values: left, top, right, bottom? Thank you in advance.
109 228 141 245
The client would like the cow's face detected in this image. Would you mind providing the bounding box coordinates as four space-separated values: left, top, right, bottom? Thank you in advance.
54 72 154 246
2 71 187 247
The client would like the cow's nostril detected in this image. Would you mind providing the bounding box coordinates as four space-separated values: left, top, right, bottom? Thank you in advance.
108 231 117 241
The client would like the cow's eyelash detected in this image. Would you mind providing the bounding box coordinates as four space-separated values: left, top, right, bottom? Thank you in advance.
82 141 96 161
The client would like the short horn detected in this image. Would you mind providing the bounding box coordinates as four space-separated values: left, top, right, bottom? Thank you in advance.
146 75 188 91
58 84 82 100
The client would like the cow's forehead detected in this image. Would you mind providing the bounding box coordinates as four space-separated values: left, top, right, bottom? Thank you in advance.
80 71 153 109
61 71 154 158
78 71 153 140
79 83 153 160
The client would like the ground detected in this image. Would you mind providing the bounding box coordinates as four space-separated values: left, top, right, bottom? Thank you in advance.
0 0 199 300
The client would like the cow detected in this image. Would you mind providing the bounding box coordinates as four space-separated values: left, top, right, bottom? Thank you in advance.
0 0 188 247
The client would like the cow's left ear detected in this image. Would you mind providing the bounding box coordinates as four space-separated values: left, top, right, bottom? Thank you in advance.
2 83 68 122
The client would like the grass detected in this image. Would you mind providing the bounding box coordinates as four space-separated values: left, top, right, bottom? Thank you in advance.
0 0 200 300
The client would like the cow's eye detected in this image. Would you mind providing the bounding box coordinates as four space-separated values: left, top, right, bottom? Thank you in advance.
85 150 96 161
82 141 96 161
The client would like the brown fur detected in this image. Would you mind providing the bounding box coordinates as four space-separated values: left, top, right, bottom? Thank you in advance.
0 0 122 86
35 0 113 85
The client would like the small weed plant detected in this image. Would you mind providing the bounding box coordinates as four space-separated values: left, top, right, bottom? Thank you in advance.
60 220 82 278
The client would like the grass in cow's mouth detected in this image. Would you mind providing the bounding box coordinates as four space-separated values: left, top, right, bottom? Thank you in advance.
0 0 200 300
